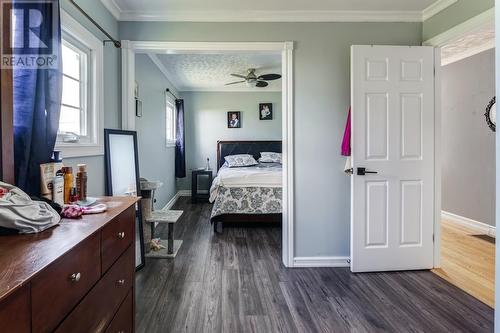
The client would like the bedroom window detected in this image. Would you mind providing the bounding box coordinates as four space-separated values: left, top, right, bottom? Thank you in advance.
59 37 89 140
55 10 104 158
166 95 176 147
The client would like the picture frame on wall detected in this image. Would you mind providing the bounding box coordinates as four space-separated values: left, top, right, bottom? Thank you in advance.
136 99 143 117
228 111 241 128
259 103 273 120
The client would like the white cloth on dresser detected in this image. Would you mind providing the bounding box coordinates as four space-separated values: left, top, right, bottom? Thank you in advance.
0 182 60 233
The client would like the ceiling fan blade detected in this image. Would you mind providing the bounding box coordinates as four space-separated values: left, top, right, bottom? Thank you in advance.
258 74 282 81
256 81 269 88
231 74 247 79
225 80 246 86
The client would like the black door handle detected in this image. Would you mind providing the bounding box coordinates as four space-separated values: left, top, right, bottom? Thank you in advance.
357 167 378 176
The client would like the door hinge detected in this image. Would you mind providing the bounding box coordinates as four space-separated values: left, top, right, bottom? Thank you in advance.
432 234 435 242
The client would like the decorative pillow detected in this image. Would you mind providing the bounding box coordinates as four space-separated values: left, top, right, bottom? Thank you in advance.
224 154 258 168
259 152 282 163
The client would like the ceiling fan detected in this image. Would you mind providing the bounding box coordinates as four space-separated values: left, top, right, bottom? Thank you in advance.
225 68 281 88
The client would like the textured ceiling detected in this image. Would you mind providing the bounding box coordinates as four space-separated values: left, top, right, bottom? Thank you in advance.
441 22 495 66
155 53 282 92
113 0 436 12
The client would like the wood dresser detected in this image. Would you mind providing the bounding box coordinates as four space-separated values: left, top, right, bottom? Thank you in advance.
0 196 138 333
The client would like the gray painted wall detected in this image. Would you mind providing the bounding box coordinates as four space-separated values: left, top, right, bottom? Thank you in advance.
60 0 121 196
494 4 499 329
442 49 496 226
177 91 282 191
135 55 178 209
119 21 422 257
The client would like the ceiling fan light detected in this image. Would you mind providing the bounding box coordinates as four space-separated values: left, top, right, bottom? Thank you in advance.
246 81 257 88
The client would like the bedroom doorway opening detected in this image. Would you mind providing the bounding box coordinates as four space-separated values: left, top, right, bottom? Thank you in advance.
426 11 496 307
122 41 295 267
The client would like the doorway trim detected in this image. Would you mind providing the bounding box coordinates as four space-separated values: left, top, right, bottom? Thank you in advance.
120 41 295 267
424 8 494 268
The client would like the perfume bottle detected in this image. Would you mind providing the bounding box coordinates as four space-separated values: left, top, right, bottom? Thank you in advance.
205 158 211 171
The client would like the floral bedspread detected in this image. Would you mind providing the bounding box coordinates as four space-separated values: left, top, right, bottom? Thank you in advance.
210 186 282 220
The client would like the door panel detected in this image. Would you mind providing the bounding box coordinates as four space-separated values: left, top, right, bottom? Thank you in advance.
351 45 435 272
401 94 423 159
365 181 388 247
366 94 389 160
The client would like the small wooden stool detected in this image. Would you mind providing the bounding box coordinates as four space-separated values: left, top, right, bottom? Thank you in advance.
145 209 184 258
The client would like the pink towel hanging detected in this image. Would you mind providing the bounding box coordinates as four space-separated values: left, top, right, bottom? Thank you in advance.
341 108 351 156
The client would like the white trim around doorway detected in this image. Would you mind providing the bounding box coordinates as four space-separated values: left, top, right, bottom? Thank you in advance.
120 41 296 267
424 8 494 268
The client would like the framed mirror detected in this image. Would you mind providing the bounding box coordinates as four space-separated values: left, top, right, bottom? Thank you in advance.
485 96 496 132
104 129 145 270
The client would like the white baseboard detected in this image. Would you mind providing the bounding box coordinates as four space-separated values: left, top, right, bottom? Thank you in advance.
178 190 191 196
163 192 180 210
293 256 350 268
441 211 496 238
161 190 191 210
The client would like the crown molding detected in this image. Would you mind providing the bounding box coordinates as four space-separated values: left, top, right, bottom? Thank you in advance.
99 0 462 23
422 0 457 21
117 9 423 23
100 0 121 20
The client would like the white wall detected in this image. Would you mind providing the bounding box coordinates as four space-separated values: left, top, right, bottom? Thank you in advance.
177 91 282 190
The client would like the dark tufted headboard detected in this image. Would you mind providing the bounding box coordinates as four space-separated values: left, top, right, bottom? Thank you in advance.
217 140 282 170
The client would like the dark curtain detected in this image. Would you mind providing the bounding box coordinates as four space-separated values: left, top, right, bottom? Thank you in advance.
175 99 186 178
12 0 62 195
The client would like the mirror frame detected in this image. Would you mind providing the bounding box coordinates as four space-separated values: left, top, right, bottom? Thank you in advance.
485 96 496 132
104 128 145 271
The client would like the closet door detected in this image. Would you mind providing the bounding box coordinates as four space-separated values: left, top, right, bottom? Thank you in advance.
0 0 14 184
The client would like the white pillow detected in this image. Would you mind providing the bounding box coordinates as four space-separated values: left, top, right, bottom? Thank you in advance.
224 154 258 168
259 152 282 163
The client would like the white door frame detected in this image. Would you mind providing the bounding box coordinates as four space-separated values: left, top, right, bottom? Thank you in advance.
120 41 296 267
424 8 494 268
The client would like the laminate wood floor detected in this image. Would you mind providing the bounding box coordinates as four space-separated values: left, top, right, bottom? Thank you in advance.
433 219 495 308
135 197 493 333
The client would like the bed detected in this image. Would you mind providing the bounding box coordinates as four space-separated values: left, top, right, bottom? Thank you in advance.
210 140 283 232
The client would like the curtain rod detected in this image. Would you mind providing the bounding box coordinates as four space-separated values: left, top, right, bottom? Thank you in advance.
166 88 179 100
69 0 121 48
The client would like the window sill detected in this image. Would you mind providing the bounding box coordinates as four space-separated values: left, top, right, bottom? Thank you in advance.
55 143 104 158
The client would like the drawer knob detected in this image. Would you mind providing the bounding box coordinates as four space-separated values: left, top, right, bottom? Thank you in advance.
117 232 125 239
116 279 125 286
70 272 81 282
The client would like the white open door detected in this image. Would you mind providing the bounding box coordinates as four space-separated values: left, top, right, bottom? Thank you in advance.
350 45 436 272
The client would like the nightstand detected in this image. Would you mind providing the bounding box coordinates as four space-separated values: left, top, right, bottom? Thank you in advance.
191 169 213 203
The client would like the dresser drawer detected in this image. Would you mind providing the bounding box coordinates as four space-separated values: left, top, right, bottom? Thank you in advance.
32 233 101 333
105 290 133 333
102 206 135 273
55 245 135 333
0 285 30 333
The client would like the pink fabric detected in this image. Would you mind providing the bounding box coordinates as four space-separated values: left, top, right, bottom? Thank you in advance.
341 108 351 156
